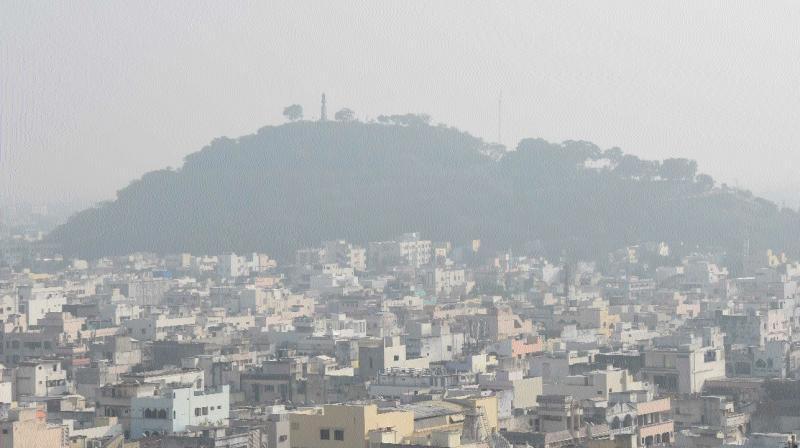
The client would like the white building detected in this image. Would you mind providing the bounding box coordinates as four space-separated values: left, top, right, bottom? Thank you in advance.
641 327 726 395
419 267 466 296
17 286 66 325
130 384 229 438
544 366 648 401
405 321 465 363
368 233 432 271
217 253 246 278
323 240 367 272
15 360 68 398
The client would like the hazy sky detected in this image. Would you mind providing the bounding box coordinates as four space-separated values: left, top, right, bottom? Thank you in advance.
2 1 799 209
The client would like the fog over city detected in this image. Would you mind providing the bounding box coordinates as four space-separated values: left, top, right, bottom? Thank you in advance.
3 3 800 448
2 2 800 209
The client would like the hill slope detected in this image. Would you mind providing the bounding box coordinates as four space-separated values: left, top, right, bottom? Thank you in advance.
48 121 800 261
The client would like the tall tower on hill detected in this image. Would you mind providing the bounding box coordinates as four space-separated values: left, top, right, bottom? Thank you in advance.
320 93 328 121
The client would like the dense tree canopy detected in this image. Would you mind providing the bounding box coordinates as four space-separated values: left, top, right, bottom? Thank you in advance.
48 120 800 262
283 104 303 122
334 108 355 122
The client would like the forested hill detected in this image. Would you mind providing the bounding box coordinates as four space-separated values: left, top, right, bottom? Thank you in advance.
48 120 800 261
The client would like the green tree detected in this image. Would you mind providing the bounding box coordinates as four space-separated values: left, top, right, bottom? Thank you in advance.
377 113 431 126
334 108 355 122
660 158 697 180
696 173 714 191
283 104 303 122
603 147 624 162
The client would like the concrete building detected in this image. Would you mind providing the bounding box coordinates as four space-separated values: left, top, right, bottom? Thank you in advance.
479 369 542 415
289 403 413 448
534 395 583 433
18 286 66 326
240 357 307 404
15 360 68 398
420 267 466 296
672 395 747 444
368 233 432 271
405 321 465 363
483 305 534 342
106 278 171 307
0 406 67 448
641 327 726 395
368 367 477 399
357 336 429 380
96 381 159 437
129 384 230 438
544 366 648 401
323 240 367 272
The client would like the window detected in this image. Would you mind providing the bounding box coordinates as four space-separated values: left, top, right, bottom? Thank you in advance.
202 407 208 415
266 385 275 392
195 408 201 416
334 429 344 441
704 350 717 362
279 435 288 442
393 355 400 361
320 429 330 440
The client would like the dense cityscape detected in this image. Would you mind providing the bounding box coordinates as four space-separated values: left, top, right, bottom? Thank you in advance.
4 2 800 448
2 224 800 448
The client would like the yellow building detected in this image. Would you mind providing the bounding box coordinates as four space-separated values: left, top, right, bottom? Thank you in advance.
401 396 499 444
462 396 498 432
570 306 620 337
0 406 67 448
289 404 413 448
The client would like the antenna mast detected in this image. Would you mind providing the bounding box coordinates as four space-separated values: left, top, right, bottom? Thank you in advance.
497 91 502 143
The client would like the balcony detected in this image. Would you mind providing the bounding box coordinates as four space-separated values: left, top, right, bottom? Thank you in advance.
608 426 635 436
638 420 674 439
723 412 747 429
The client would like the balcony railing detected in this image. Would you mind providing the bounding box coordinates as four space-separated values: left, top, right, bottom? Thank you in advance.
638 420 674 439
723 412 747 428
608 426 636 435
